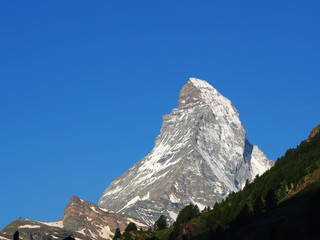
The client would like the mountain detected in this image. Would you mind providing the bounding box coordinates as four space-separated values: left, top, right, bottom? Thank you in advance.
98 78 274 226
0 195 148 240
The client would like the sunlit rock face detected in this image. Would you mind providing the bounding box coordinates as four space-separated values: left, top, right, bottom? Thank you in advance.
0 195 148 240
98 78 274 226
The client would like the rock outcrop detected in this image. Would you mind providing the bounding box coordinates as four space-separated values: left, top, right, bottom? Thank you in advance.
308 124 320 141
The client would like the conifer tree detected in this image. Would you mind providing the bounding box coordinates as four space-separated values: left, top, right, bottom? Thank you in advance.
13 231 19 240
113 228 122 240
253 197 264 216
265 189 277 211
125 222 137 232
154 215 168 230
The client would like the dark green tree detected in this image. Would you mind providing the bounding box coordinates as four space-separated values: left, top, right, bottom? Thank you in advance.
245 179 250 187
122 231 132 240
265 189 277 211
154 215 168 230
112 228 122 240
125 222 137 232
168 222 181 240
253 196 264 216
214 225 225 239
176 203 200 224
13 231 19 240
236 203 252 225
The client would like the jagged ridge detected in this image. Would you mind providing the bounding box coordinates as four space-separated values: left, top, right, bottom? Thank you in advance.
0 195 148 240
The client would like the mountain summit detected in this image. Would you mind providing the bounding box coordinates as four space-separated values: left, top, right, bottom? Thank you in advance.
98 78 274 226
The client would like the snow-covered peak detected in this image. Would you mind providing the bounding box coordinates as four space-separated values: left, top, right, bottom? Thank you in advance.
99 77 274 226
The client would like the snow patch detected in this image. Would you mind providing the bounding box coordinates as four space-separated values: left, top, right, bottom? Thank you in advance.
127 218 149 228
89 205 100 214
97 225 113 239
18 225 41 229
0 236 10 240
103 186 122 197
189 198 206 211
100 207 114 213
142 192 150 200
37 220 64 228
168 210 178 221
118 193 150 213
77 229 86 235
88 229 98 239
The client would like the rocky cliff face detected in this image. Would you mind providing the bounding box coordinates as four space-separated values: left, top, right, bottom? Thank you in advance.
98 78 274 226
0 195 148 240
308 124 320 141
63 195 148 238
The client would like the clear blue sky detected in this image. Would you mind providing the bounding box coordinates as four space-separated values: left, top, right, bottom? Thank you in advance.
1 0 319 230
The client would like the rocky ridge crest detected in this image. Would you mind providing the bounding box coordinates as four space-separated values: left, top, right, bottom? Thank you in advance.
0 195 147 240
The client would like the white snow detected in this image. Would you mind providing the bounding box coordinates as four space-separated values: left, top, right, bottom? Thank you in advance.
189 198 206 211
77 229 86 235
37 220 64 228
127 218 149 228
0 236 10 240
118 192 151 213
89 205 100 214
18 225 41 229
103 186 122 197
168 210 178 221
189 78 215 91
250 145 273 179
88 229 98 239
99 207 114 213
142 192 150 200
126 196 141 206
97 225 113 239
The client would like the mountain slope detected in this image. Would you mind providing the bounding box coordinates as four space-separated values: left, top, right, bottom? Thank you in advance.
98 78 274 226
0 195 148 240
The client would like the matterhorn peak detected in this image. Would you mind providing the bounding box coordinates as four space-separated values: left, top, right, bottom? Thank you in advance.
99 77 274 226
